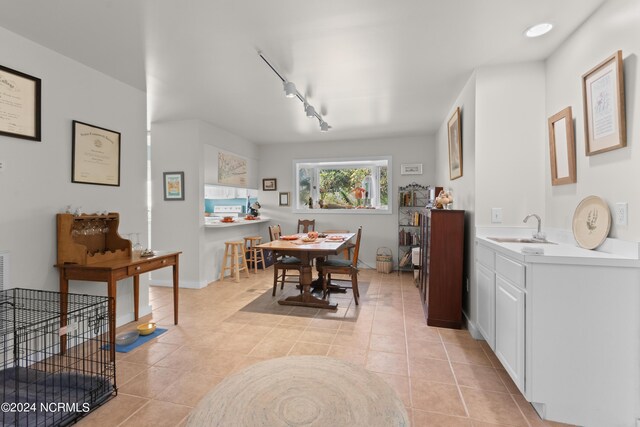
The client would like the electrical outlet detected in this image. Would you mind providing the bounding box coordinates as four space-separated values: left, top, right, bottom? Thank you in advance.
466 277 470 293
491 208 503 224
614 203 628 226
0 160 4 171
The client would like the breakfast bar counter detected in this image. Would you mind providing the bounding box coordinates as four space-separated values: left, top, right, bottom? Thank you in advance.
204 217 271 228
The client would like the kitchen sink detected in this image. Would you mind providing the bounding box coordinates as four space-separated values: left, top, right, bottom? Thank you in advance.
488 237 557 244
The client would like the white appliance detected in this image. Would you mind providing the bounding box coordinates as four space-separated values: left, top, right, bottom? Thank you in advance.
210 205 243 220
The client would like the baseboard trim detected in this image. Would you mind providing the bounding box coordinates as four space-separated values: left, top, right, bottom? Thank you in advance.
151 279 208 289
463 310 483 340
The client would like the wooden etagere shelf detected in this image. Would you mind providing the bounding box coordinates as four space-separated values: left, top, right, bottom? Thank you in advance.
56 212 131 265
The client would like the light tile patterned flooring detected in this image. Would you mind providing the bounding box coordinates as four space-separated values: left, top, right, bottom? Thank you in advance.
79 269 570 427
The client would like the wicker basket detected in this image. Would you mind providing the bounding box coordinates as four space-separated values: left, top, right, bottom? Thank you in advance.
376 247 393 274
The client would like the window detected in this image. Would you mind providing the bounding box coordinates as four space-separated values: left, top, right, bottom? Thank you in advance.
294 157 392 213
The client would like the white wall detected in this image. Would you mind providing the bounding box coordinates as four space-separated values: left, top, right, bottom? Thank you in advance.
545 0 640 239
257 135 435 268
0 26 148 324
151 120 202 287
475 62 546 226
151 119 262 287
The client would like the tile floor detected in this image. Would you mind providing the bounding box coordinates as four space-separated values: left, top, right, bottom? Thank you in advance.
78 269 571 427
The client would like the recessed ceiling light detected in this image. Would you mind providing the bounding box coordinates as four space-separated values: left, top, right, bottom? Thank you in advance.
525 23 553 38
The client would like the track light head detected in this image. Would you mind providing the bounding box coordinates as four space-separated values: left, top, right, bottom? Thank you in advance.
283 81 297 98
305 104 316 118
320 121 330 132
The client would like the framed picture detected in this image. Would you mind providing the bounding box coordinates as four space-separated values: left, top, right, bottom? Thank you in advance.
218 151 247 186
279 192 290 206
448 107 463 180
400 163 423 175
163 171 185 201
0 64 41 141
262 178 277 191
582 50 626 155
72 121 121 186
548 107 577 186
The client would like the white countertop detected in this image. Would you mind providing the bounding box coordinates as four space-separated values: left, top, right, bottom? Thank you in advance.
204 217 271 228
476 227 640 267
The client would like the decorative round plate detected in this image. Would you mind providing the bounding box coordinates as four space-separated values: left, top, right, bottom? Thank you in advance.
327 236 345 241
301 237 317 242
280 235 298 241
572 195 611 249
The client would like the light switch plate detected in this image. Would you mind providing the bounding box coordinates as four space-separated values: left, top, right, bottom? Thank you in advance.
614 203 628 226
491 208 503 224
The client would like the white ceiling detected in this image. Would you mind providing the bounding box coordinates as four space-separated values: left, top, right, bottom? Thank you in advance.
0 0 606 144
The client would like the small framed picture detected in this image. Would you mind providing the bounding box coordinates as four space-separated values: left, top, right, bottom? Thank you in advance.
582 50 626 155
262 178 277 191
400 163 423 175
279 192 290 206
163 171 185 201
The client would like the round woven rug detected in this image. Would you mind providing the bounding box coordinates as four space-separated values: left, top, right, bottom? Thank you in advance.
186 356 409 427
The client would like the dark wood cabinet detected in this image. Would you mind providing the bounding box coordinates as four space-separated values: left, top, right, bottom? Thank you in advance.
419 209 465 328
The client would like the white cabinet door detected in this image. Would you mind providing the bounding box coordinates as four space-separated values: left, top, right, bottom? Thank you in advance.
476 262 495 349
495 275 525 392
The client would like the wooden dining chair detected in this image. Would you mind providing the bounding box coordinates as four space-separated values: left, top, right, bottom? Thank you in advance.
268 224 302 296
323 229 356 260
297 219 316 233
319 227 363 305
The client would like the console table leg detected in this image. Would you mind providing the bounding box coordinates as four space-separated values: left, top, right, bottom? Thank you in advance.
173 262 179 325
133 275 139 321
59 269 68 355
107 276 117 363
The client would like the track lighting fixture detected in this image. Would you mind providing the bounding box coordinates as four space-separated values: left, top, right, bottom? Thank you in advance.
283 81 297 98
258 50 331 132
305 104 316 118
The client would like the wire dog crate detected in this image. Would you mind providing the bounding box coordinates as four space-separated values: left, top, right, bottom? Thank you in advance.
0 288 116 426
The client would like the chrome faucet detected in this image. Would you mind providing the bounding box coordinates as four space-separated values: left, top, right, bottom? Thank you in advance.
523 213 546 241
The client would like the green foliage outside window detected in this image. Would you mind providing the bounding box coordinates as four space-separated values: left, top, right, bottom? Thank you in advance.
295 158 390 211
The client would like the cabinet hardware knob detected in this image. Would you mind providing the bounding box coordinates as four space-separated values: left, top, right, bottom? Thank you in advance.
162 260 166 264
135 266 141 271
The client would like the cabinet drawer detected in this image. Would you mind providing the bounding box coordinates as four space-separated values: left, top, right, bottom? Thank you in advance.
128 257 173 275
495 254 525 288
476 243 495 269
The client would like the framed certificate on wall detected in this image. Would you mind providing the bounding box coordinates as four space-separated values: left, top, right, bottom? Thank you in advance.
0 64 41 141
72 121 121 186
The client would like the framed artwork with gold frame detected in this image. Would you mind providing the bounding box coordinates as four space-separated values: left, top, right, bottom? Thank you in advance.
448 107 462 180
548 106 576 186
582 50 626 155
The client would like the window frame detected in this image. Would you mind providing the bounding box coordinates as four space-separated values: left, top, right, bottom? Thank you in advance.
292 156 393 215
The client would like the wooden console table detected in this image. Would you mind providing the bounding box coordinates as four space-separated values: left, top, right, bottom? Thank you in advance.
56 251 181 361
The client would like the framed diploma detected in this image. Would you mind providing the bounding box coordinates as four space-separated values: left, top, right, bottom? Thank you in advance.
0 64 41 141
582 50 626 155
72 121 121 186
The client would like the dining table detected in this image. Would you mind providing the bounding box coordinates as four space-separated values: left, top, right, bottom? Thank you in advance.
257 233 355 309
